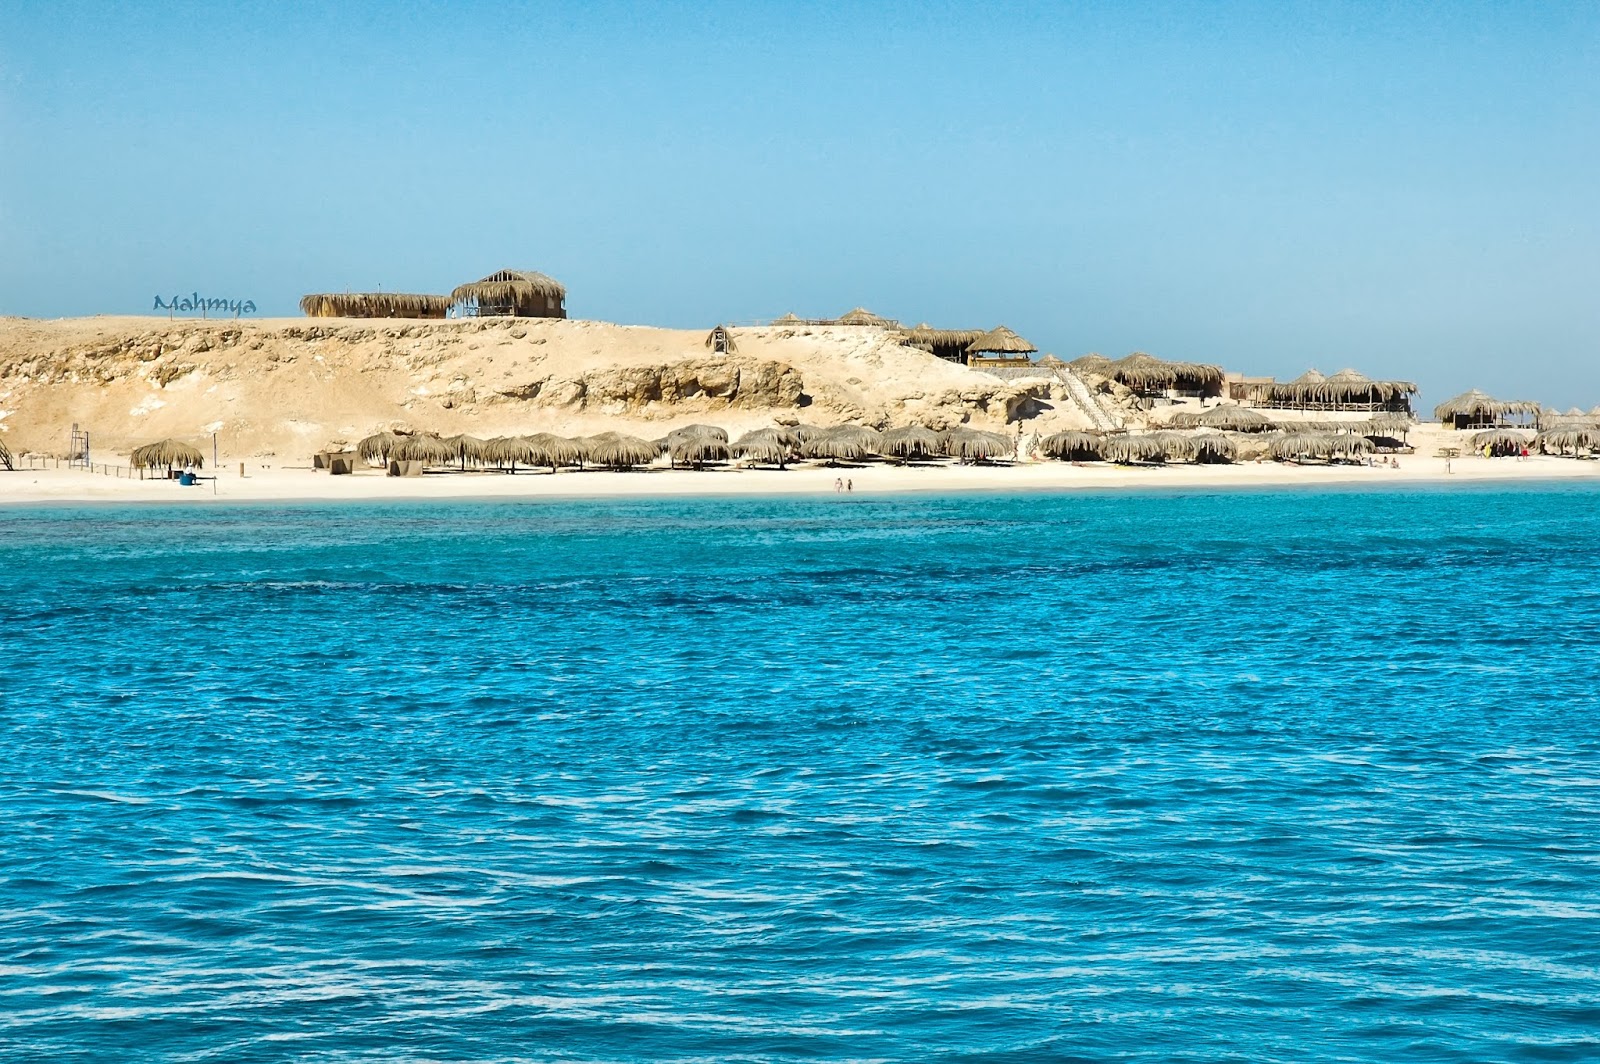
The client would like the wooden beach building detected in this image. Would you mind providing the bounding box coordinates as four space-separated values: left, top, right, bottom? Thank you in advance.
1433 389 1541 430
450 269 568 318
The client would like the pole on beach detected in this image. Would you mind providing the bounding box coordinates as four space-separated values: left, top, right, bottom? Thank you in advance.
213 433 218 495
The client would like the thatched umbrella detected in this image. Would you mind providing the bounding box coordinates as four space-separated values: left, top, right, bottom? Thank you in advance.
450 269 566 318
965 326 1037 357
731 429 790 468
299 293 451 319
583 432 663 469
1147 430 1199 462
356 431 403 463
1101 434 1167 464
442 434 489 469
1325 434 1374 459
1434 389 1541 429
1470 429 1532 456
939 427 1014 462
1199 405 1274 432
1534 428 1600 455
666 424 729 445
390 435 456 465
1192 434 1237 463
1269 432 1334 461
131 439 205 471
1040 430 1103 461
880 424 941 460
670 434 730 468
803 425 883 461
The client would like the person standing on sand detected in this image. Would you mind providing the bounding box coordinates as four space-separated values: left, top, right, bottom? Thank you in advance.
834 477 842 493
847 478 853 492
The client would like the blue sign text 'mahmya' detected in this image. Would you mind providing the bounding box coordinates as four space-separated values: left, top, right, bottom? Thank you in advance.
154 293 257 316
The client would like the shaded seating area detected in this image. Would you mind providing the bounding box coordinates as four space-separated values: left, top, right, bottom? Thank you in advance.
1433 389 1540 429
1107 353 1225 400
1266 368 1417 413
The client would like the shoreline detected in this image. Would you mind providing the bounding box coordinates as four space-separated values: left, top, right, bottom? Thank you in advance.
4 455 1597 507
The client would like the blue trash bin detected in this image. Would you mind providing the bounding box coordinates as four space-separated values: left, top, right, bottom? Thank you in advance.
179 471 195 486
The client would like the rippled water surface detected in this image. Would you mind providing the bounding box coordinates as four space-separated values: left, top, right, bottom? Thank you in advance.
4 486 1600 1062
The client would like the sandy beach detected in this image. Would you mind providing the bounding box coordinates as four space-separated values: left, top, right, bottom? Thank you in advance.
5 448 1595 506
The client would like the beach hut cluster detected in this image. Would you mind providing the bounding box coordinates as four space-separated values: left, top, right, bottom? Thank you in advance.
344 423 1022 476
301 269 567 320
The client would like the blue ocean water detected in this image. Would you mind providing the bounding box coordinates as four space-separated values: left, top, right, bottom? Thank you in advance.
3 486 1600 1062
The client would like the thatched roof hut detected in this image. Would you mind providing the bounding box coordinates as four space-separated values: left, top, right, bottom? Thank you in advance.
730 429 790 467
705 325 737 354
966 326 1037 356
299 293 451 319
1067 354 1113 377
450 269 567 319
772 312 804 325
879 424 941 459
835 307 894 327
898 325 987 362
1470 428 1532 456
1040 430 1103 461
1433 389 1541 429
131 439 205 470
1108 353 1225 397
582 432 663 469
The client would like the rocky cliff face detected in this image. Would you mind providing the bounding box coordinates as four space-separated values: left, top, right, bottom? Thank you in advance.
0 316 1081 457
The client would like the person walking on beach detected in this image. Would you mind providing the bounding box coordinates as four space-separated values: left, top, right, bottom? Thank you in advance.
834 477 843 493
846 478 853 492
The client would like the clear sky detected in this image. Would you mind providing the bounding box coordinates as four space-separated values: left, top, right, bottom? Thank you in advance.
3 1 1596 406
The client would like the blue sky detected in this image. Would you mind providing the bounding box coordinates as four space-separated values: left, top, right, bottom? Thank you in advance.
2 1 1596 405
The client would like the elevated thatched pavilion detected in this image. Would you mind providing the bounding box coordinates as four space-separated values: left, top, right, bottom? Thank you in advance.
1108 353 1224 399
300 293 451 319
900 324 986 363
834 307 897 327
1267 368 1417 413
966 326 1037 368
451 269 567 318
1434 389 1540 429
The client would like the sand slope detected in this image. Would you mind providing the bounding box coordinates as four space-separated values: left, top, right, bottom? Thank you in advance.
0 316 1072 457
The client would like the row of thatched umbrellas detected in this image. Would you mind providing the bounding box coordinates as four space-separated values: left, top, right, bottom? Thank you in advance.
1039 428 1377 464
352 424 1021 472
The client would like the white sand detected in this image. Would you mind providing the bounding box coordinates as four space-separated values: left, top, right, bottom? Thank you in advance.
4 450 1594 506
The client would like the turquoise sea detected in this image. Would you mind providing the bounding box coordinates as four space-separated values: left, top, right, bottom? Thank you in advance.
3 486 1599 1062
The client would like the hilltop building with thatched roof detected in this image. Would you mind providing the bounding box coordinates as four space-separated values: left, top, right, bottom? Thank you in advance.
1434 389 1540 429
450 269 567 318
834 307 897 327
300 293 452 319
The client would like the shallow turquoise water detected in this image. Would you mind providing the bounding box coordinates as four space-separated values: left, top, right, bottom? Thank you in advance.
3 486 1599 1062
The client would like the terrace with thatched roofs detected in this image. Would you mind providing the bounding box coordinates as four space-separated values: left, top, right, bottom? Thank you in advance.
299 293 452 319
1106 352 1225 400
1265 368 1417 413
965 326 1037 369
